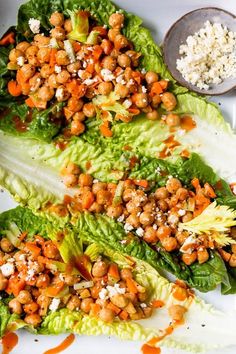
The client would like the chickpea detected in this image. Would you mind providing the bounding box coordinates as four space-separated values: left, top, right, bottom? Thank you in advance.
125 201 141 215
16 41 31 52
0 238 14 252
123 188 134 202
231 244 236 254
92 182 107 194
117 54 131 68
143 226 158 243
166 178 182 194
26 45 38 58
98 307 115 322
139 211 155 227
145 71 159 85
109 13 124 29
67 62 81 73
157 225 172 240
161 92 177 111
71 120 85 136
64 19 72 33
51 27 65 40
24 314 42 327
63 162 80 176
0 273 8 290
166 113 180 127
176 188 188 201
96 190 111 205
143 200 156 213
182 251 197 265
34 34 50 47
111 294 129 308
151 94 162 108
176 231 189 245
133 190 148 206
83 103 96 118
67 295 81 311
9 49 24 63
37 47 51 63
126 213 140 228
155 187 169 200
89 202 103 213
108 28 120 42
38 86 54 101
98 81 113 95
120 268 132 280
106 205 123 218
126 50 140 67
42 241 59 259
80 298 94 314
17 290 32 305
101 39 113 55
20 64 35 80
197 249 209 264
114 34 129 50
182 212 193 223
36 274 51 288
114 83 129 98
56 50 70 65
102 56 117 72
29 73 42 93
168 305 186 322
48 73 59 89
9 299 22 315
92 260 108 278
57 70 70 84
78 173 93 187
63 274 80 286
37 295 51 316
156 200 168 212
23 302 39 314
73 111 86 122
49 12 64 27
132 93 149 108
31 261 44 274
55 86 70 102
146 110 159 120
161 237 178 252
40 64 53 78
229 254 236 267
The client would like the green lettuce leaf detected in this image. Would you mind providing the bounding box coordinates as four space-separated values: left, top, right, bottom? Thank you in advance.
0 303 23 337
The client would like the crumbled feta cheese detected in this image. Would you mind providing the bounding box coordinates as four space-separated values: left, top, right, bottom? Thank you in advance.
82 61 87 68
123 99 132 109
141 68 146 74
140 303 147 308
54 65 61 74
117 214 125 222
124 222 134 233
17 56 24 66
178 209 186 216
180 235 197 254
58 273 64 281
141 86 147 93
136 227 144 237
25 268 35 281
49 298 61 312
116 75 126 85
106 283 126 297
28 18 40 34
100 69 115 82
153 224 158 230
176 21 236 90
99 288 108 300
83 77 98 85
55 87 64 100
18 254 26 261
1 263 15 277
78 69 84 78
7 258 15 263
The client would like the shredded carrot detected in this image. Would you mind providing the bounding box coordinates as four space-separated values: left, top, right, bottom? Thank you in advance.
16 69 27 84
108 263 120 281
204 183 216 198
150 82 163 96
81 191 95 209
191 178 201 191
126 278 138 294
132 71 142 84
49 48 57 67
25 97 35 108
92 45 103 61
19 231 27 242
119 310 129 320
0 31 15 45
100 121 113 137
107 302 121 315
133 179 149 188
66 80 86 98
7 80 22 96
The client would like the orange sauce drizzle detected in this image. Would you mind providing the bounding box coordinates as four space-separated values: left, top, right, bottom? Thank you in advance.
159 135 181 158
1 332 18 354
141 344 161 354
43 334 75 354
180 115 196 131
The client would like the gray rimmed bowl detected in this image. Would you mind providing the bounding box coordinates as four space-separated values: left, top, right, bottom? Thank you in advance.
163 7 236 95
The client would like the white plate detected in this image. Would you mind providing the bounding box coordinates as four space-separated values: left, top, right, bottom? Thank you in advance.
0 0 236 353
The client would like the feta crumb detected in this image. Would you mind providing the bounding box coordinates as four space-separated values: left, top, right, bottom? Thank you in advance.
49 298 61 312
1 263 15 277
25 268 35 281
100 69 115 82
117 214 125 222
28 18 40 34
58 273 64 281
141 68 146 74
99 288 108 300
178 209 186 216
176 21 236 90
55 87 64 100
54 65 61 74
124 222 134 233
17 56 24 66
136 227 144 237
106 283 126 297
83 77 98 85
153 224 158 230
140 303 147 308
141 86 147 93
116 75 126 85
123 99 132 109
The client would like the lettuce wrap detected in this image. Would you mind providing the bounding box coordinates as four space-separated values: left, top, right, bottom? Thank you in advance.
0 206 236 353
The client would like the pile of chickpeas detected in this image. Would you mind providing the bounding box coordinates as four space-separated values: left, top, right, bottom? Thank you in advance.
0 235 154 326
61 162 236 267
7 10 178 137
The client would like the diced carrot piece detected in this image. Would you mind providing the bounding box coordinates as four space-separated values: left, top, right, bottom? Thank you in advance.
93 45 103 61
63 107 74 120
25 97 35 108
132 71 142 84
92 26 107 37
133 179 149 188
119 310 129 320
86 63 94 74
6 275 26 297
45 281 65 297
204 183 216 198
90 303 101 317
7 80 22 96
0 32 15 45
107 302 121 315
150 82 163 96
141 344 161 354
108 263 120 281
100 122 113 137
151 300 165 308
72 41 81 52
16 69 27 84
158 80 168 90
191 178 201 190
66 80 86 98
81 191 95 209
126 278 138 294
49 48 57 67
24 242 41 258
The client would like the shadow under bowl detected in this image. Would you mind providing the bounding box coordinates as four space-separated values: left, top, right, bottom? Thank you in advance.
163 7 236 96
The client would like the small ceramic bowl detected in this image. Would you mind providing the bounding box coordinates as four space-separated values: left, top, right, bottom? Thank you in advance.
163 7 236 95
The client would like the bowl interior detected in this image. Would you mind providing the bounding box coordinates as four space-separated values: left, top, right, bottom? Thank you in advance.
163 7 236 95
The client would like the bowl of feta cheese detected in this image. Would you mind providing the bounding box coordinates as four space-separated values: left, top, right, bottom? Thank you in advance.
163 7 236 95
